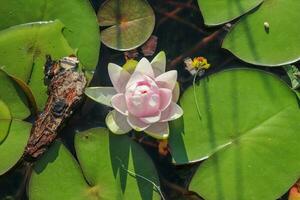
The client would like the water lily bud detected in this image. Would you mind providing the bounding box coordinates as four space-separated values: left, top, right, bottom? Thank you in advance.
123 59 138 74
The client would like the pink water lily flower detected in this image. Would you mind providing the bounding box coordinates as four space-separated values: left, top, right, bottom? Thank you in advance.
85 51 183 139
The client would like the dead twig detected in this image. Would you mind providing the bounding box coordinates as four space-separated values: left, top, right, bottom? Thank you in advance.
162 0 198 10
168 26 228 69
157 0 193 27
155 7 208 34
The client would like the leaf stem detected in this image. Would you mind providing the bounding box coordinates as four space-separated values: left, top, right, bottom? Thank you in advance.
193 69 202 120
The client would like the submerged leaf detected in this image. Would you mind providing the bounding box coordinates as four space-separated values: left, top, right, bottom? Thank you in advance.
98 0 155 50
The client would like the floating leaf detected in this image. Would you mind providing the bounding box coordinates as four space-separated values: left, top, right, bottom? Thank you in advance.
222 1 300 66
0 0 100 69
0 100 11 142
7 73 38 114
197 0 262 26
29 128 161 200
0 20 74 110
0 100 31 175
169 68 300 200
0 70 30 119
98 0 155 50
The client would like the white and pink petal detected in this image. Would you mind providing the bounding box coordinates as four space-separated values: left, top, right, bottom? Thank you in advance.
140 111 161 124
106 110 132 134
126 72 146 89
160 102 183 122
144 122 169 139
111 94 128 115
151 51 166 77
127 114 150 131
172 83 180 102
85 87 116 107
133 58 155 79
155 70 177 90
108 63 131 93
159 88 172 111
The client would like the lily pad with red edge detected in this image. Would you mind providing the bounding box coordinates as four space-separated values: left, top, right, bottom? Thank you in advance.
168 68 300 200
29 128 162 200
0 0 100 69
98 0 155 51
0 100 31 175
0 20 74 110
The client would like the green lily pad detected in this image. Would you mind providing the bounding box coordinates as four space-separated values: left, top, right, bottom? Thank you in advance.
0 100 11 142
222 0 300 66
197 0 262 26
98 0 155 50
0 70 30 119
0 0 100 69
0 20 74 110
29 128 161 200
169 68 300 200
0 100 31 175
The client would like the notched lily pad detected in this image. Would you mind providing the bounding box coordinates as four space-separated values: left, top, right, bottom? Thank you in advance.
0 0 100 69
0 20 74 110
197 0 263 26
0 99 31 175
222 0 300 66
169 68 300 200
98 0 155 50
0 70 30 119
29 128 161 200
198 0 300 65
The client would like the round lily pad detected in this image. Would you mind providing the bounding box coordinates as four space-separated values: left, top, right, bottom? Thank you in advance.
29 128 161 200
222 0 300 66
98 0 155 50
197 0 262 26
0 0 100 69
0 20 74 110
0 100 31 175
168 68 300 200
